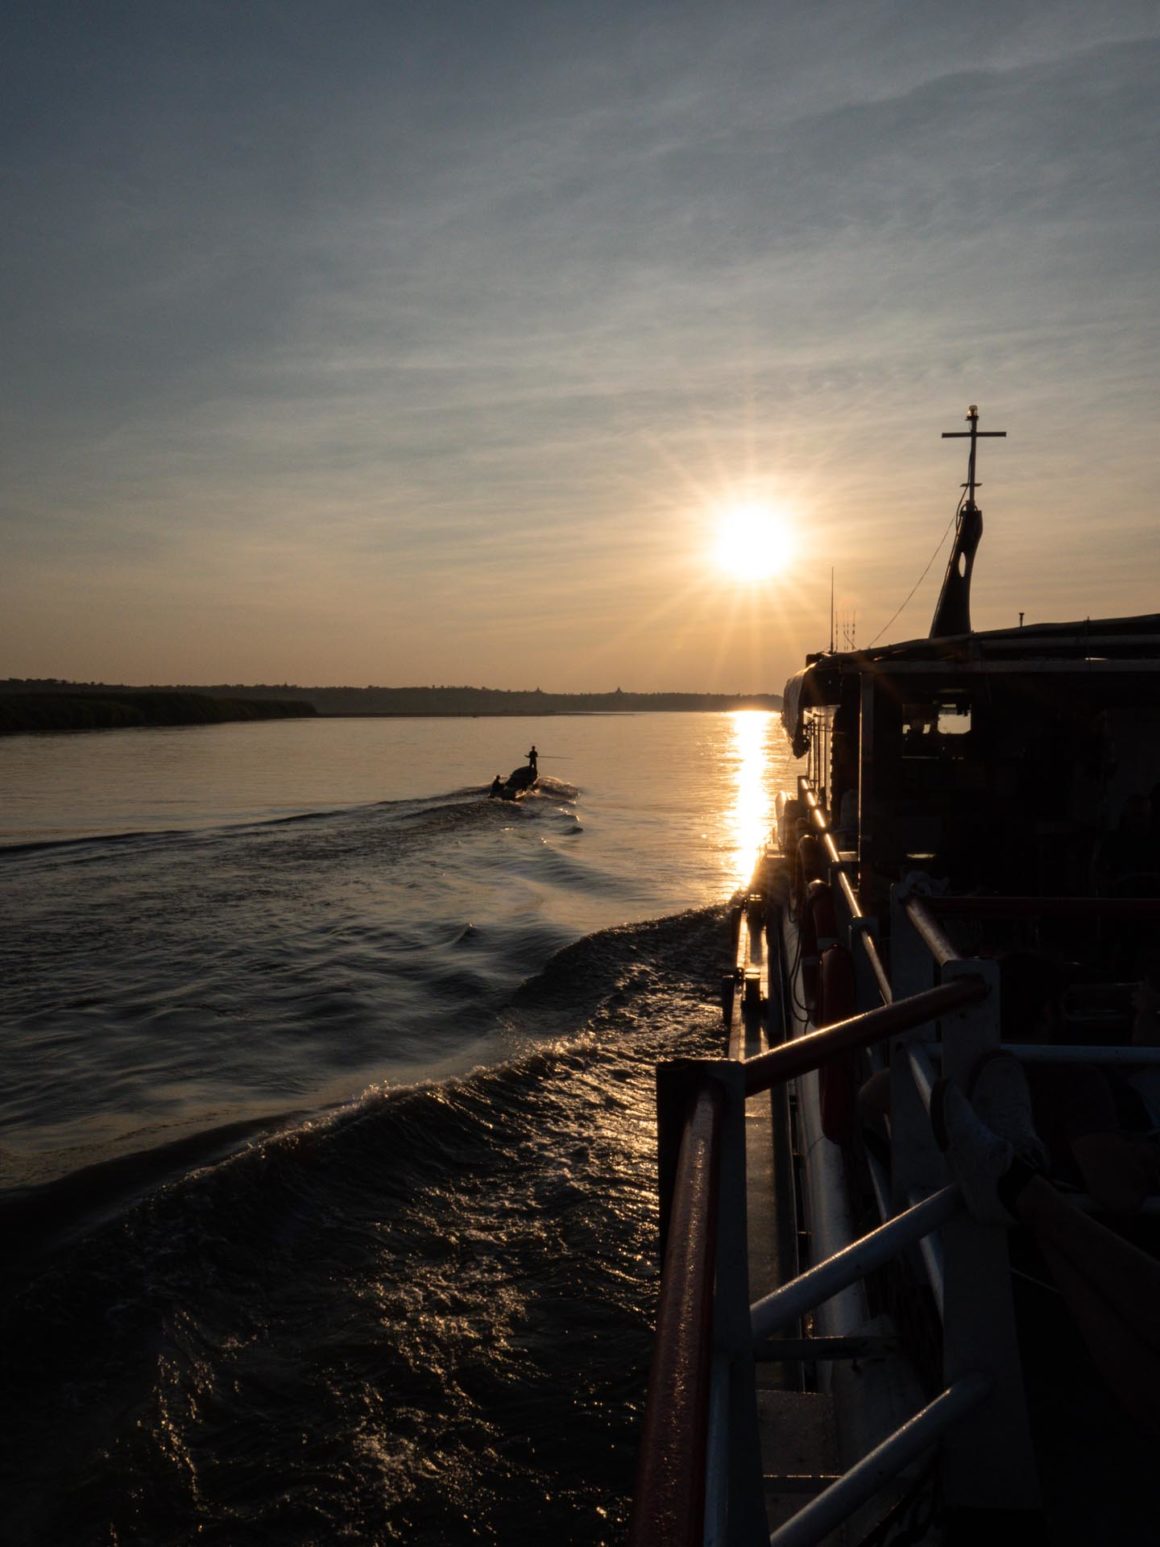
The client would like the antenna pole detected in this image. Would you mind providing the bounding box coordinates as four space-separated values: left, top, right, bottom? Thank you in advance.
942 403 1006 508
929 404 1007 639
830 568 835 653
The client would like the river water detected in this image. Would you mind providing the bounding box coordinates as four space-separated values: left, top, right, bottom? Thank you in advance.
0 712 797 1545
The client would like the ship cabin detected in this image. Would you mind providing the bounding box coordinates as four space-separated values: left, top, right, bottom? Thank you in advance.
784 614 1160 958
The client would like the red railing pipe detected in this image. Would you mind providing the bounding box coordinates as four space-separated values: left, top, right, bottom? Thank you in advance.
742 977 987 1097
799 783 893 1003
629 1081 724 1547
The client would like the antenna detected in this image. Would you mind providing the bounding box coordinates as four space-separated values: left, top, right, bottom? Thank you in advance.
929 404 1008 638
941 402 1006 509
829 568 835 653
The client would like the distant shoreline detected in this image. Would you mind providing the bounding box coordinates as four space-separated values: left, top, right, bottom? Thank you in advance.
3 680 783 729
306 707 780 719
0 691 316 736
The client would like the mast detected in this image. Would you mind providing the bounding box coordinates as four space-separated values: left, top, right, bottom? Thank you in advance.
929 404 1007 638
829 567 835 653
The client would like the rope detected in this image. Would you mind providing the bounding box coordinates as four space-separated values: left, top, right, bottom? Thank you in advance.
867 492 965 648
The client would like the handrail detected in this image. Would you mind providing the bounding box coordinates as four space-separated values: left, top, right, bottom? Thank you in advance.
750 1186 962 1341
634 799 1023 1542
835 867 861 920
800 781 893 1004
629 1081 724 1547
742 977 986 1097
862 933 894 1005
1002 1043 1160 1065
803 785 844 868
903 895 961 967
767 1375 990 1547
925 895 1160 919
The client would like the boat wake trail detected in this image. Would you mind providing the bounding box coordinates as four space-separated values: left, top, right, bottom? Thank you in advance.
0 906 728 1546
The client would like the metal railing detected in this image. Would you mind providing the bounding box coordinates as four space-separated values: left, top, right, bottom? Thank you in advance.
630 884 993 1542
631 775 1160 1545
740 979 982 1098
630 1080 723 1547
801 785 892 1005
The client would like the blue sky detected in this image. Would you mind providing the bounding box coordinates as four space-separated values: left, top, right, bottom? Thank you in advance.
3 0 1158 690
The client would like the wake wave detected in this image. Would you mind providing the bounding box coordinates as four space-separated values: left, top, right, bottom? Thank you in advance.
1 779 583 861
0 905 727 1544
3 907 724 1259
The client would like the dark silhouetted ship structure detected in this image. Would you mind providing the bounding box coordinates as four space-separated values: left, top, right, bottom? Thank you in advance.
630 407 1160 1545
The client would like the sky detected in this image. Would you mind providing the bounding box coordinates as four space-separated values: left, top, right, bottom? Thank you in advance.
3 0 1158 693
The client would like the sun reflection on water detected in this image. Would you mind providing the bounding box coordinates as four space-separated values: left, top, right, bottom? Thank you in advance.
728 711 775 888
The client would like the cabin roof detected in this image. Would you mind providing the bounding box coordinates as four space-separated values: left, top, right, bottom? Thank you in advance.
805 612 1160 669
783 612 1160 753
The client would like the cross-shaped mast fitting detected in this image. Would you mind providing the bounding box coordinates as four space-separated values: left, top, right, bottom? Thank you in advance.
941 403 1006 508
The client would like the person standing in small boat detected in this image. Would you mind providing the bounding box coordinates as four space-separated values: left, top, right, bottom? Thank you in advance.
526 745 538 775
488 774 503 798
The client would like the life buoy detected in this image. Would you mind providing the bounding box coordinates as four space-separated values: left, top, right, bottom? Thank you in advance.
793 833 826 920
817 943 859 1145
798 878 837 1007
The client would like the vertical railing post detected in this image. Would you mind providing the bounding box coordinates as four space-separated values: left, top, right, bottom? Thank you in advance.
703 1059 766 1547
638 1062 724 1547
657 1060 715 1265
937 956 1041 1513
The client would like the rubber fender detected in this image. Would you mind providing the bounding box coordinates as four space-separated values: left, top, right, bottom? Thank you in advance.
817 943 859 1146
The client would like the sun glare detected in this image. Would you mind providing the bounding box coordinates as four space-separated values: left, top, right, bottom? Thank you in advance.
713 501 794 583
728 710 774 886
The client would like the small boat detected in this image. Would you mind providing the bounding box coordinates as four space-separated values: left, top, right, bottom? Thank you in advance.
489 763 538 801
630 407 1160 1544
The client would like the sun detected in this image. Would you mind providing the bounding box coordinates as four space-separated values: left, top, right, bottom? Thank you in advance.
713 501 794 582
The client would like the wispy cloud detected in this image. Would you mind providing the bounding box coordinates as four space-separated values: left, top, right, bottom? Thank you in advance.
3 3 1158 685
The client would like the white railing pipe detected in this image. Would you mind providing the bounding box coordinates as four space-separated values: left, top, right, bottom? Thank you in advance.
750 1186 961 1342
767 1375 990 1547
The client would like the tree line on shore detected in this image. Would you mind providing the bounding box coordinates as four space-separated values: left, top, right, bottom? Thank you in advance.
3 680 783 723
0 689 315 735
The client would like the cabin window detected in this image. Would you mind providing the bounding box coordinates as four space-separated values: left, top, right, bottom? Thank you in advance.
937 701 971 736
900 697 972 759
